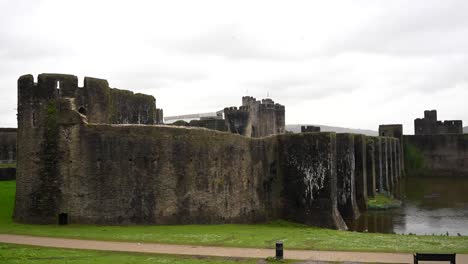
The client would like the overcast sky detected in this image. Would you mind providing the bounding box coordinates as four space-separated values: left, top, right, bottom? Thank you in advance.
1 0 467 134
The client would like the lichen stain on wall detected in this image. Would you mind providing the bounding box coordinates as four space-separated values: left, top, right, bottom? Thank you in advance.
286 145 326 201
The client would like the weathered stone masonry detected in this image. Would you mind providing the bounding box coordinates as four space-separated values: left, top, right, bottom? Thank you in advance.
14 73 403 229
404 134 468 177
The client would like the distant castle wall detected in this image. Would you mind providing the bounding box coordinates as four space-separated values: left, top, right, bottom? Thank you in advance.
0 128 16 163
404 134 468 177
155 108 164 124
0 128 17 180
414 110 462 135
224 96 285 138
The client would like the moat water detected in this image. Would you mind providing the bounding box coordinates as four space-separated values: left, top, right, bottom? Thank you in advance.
349 176 468 236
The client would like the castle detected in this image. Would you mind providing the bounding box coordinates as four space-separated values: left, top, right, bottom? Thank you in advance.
14 73 403 230
414 110 462 135
224 96 285 137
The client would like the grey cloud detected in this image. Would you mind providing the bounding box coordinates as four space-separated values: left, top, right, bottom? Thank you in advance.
168 25 301 61
0 38 68 60
325 1 468 56
243 77 358 101
107 68 208 91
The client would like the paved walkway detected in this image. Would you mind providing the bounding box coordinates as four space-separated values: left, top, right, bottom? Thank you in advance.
1 234 466 263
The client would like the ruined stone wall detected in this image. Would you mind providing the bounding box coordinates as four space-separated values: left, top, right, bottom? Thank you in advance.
15 97 281 224
414 110 463 135
374 137 383 192
15 76 347 228
278 132 346 230
31 73 158 125
60 124 282 225
353 134 367 212
336 134 360 223
0 128 16 180
15 73 404 229
378 124 402 138
0 128 16 162
14 73 158 223
404 134 468 177
365 137 376 197
16 102 347 228
16 100 347 229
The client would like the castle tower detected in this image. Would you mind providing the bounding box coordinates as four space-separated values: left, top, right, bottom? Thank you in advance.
224 96 285 138
15 74 79 223
15 73 161 224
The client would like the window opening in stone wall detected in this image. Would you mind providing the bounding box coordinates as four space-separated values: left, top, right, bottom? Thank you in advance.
78 107 87 116
58 213 68 225
32 112 36 127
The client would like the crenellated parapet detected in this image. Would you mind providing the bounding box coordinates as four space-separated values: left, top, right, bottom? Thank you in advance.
414 110 462 135
15 73 161 223
18 73 159 125
224 106 251 136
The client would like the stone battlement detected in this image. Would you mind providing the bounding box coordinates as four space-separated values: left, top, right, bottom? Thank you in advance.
414 110 462 135
19 73 159 125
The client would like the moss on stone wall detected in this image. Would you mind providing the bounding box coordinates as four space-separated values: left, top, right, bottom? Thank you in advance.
31 100 61 218
403 141 425 176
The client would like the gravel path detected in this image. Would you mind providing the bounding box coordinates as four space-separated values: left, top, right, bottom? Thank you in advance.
1 234 466 263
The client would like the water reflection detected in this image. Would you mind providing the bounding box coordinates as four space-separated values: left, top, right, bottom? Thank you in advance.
349 176 468 236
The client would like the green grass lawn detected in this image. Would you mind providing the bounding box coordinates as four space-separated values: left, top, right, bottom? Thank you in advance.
1 180 468 253
0 243 259 264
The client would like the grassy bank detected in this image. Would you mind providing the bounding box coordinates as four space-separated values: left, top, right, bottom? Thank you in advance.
368 194 402 210
1 181 468 253
0 243 259 264
0 163 15 169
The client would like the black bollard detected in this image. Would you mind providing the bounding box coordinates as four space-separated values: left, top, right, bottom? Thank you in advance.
275 241 283 260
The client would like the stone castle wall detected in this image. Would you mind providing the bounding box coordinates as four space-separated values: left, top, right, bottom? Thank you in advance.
414 110 463 135
0 128 17 181
0 128 16 162
15 73 403 229
404 134 468 177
